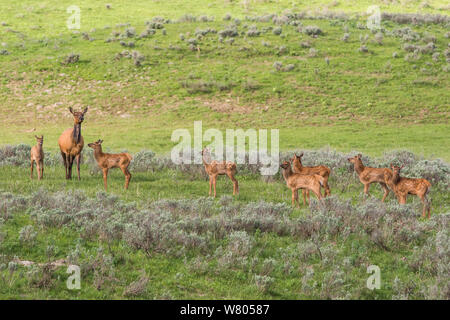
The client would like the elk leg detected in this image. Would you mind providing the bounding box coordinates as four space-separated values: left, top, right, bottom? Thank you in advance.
208 176 212 196
40 160 44 179
324 178 331 197
291 189 296 207
36 162 41 180
363 183 370 199
121 167 131 190
66 154 73 180
380 182 389 202
76 154 81 181
30 159 34 179
213 176 217 198
313 187 322 201
226 172 238 195
61 152 67 179
419 193 430 219
294 189 300 208
301 190 307 205
102 168 109 191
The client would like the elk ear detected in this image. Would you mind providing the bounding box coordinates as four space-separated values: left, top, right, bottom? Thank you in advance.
299 152 304 158
83 107 88 114
357 154 362 159
69 107 74 114
35 135 39 139
41 135 44 139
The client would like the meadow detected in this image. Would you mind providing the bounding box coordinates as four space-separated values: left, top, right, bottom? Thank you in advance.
0 0 449 300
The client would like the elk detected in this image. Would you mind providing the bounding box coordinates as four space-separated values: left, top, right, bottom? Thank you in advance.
280 161 323 207
30 135 44 180
347 154 391 202
291 153 331 205
87 140 132 191
384 164 431 218
58 107 88 180
201 148 238 197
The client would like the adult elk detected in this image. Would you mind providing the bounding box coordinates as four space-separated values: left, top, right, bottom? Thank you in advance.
347 154 391 202
291 153 331 205
384 164 431 218
88 140 132 191
201 148 238 197
30 135 44 180
58 107 88 180
280 161 323 207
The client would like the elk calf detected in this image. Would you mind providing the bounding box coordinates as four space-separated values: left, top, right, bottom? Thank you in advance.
201 148 238 197
291 153 331 205
348 154 391 201
280 161 323 207
30 135 44 180
88 140 132 191
384 164 431 218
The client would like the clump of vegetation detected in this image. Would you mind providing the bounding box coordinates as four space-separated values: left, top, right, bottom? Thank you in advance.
303 25 323 36
61 53 80 65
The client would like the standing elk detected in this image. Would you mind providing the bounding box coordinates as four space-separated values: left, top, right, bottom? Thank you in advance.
291 153 331 205
280 160 323 207
88 140 132 191
58 107 88 180
384 164 431 218
30 135 44 180
201 148 238 197
347 154 391 202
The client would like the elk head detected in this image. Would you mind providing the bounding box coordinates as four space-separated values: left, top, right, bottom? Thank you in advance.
34 135 44 146
347 154 362 164
291 152 304 164
69 107 88 124
390 163 405 175
88 139 103 150
280 160 291 169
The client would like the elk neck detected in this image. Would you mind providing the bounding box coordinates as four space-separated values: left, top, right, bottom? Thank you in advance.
72 123 82 144
391 171 401 184
281 166 293 181
93 146 104 161
353 159 365 175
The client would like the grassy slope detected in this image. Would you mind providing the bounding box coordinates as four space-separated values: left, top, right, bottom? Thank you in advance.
0 0 449 159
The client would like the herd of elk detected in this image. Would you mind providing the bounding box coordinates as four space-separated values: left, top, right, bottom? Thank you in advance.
25 108 432 218
87 140 133 191
201 148 239 198
30 135 44 180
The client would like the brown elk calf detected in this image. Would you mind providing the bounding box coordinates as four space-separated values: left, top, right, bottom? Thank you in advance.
30 135 44 180
201 148 238 197
348 154 391 202
88 140 132 191
384 164 431 218
291 153 331 205
280 161 323 207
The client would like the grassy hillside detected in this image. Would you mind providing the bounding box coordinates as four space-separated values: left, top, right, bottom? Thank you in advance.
0 0 449 158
